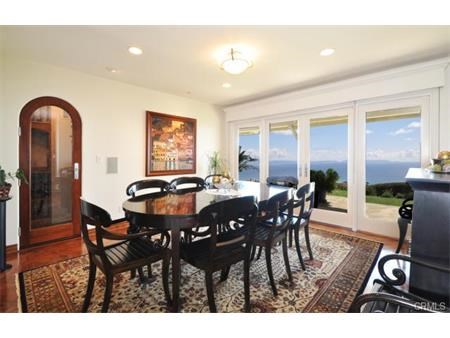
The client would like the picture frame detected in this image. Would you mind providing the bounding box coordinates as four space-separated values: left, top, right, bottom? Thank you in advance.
146 111 197 176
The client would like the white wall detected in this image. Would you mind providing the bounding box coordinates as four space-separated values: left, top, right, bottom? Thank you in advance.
1 56 224 246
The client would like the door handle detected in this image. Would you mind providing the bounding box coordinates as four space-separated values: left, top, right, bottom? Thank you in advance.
74 162 79 180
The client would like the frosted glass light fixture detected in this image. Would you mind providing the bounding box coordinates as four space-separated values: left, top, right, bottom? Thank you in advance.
221 48 252 75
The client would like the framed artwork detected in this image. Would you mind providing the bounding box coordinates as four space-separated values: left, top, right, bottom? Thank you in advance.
146 111 197 176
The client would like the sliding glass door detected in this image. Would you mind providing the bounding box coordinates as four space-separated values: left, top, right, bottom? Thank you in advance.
302 108 352 227
231 91 436 237
356 96 432 237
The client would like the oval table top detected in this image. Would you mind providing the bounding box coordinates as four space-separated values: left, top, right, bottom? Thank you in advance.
122 181 292 218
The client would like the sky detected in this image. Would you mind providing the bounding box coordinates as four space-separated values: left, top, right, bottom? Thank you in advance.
239 115 421 163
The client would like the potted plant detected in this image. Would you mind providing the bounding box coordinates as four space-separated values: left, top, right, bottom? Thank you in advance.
0 166 28 199
310 168 339 208
207 151 225 184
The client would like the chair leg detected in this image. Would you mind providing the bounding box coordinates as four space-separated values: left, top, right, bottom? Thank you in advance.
162 256 172 306
250 245 257 261
130 269 136 279
282 237 292 281
294 226 306 271
244 256 251 312
265 246 277 296
256 246 263 260
147 264 153 279
220 266 231 282
304 223 313 260
288 227 293 248
137 267 146 284
101 274 114 313
205 271 217 313
82 259 97 312
396 219 409 254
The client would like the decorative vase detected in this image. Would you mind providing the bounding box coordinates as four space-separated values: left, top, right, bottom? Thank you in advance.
0 183 12 199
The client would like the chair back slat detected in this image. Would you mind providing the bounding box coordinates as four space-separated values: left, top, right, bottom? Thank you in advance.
80 199 113 258
126 179 169 197
169 176 205 191
197 196 258 260
296 182 315 218
259 190 293 231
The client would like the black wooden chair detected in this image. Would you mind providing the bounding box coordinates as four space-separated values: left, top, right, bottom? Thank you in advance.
251 190 294 296
287 182 315 270
80 199 171 312
204 174 225 189
350 254 450 313
169 176 205 191
180 196 258 312
125 179 171 280
396 197 413 253
126 179 169 197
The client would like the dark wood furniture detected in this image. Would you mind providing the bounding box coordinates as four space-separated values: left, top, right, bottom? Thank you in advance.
350 254 450 313
180 196 258 312
169 176 205 191
122 181 288 312
0 197 12 272
252 190 294 296
146 111 196 176
126 179 169 197
19 96 82 248
125 179 171 280
396 197 413 253
288 182 315 270
405 168 450 304
80 199 171 313
204 174 224 188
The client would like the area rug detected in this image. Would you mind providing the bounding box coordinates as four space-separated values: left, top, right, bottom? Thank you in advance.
17 228 382 313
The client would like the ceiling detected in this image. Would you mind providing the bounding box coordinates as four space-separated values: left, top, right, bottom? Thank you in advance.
2 26 449 106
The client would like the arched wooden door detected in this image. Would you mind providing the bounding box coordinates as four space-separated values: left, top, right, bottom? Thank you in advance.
19 97 82 248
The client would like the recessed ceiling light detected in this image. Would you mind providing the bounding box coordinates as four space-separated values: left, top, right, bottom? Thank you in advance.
222 83 231 88
128 46 143 55
106 67 118 73
320 48 335 56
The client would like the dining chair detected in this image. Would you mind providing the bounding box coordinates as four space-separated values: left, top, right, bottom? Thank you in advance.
180 196 258 312
251 190 294 296
80 199 171 312
126 179 169 197
204 174 225 189
125 179 171 280
287 182 315 270
169 176 205 191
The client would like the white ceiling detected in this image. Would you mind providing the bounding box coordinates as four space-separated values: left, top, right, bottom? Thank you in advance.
2 26 449 106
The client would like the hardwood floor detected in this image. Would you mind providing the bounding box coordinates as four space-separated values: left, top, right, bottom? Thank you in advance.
0 222 402 313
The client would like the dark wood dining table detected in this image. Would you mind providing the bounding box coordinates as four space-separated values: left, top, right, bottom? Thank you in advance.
122 180 292 312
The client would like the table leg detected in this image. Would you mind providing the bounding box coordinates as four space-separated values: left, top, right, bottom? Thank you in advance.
171 226 181 312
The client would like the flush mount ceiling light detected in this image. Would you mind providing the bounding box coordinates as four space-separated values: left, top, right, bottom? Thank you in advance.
222 83 231 88
128 46 143 55
320 48 335 56
220 48 252 75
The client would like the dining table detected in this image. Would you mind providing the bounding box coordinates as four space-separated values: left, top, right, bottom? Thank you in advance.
122 180 292 312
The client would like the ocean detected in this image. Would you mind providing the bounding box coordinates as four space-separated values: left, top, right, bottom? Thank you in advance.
239 160 420 184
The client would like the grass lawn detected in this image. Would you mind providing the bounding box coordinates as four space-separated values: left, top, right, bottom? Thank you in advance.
329 189 403 207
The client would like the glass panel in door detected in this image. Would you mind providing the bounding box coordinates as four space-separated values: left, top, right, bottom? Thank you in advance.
310 115 348 213
364 106 420 222
268 120 298 184
30 106 73 229
238 126 260 182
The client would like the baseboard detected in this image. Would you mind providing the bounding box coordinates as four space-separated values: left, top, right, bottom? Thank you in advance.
311 220 398 242
6 244 18 255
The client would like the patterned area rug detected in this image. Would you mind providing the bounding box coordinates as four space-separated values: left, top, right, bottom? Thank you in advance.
17 228 382 313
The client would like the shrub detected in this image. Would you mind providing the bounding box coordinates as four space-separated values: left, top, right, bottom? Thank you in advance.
381 189 394 198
